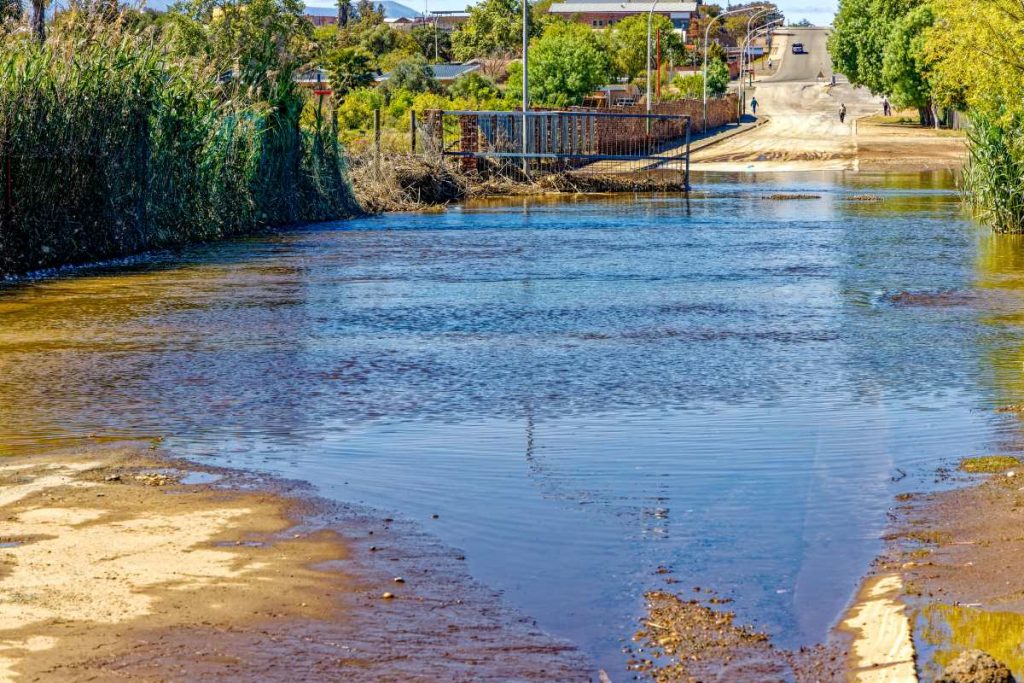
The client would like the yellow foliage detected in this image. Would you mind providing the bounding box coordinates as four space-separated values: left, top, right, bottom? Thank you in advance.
927 0 1024 121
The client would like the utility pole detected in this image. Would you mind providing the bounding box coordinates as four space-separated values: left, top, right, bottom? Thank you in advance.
522 0 529 175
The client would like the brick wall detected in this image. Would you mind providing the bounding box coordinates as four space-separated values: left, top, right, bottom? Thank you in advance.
611 94 739 133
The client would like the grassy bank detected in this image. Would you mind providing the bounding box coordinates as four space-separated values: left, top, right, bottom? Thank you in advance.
0 20 357 278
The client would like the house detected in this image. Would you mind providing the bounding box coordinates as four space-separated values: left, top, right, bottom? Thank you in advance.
546 0 698 33
425 10 470 32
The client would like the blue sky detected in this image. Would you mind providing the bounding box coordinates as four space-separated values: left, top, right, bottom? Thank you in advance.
422 0 837 24
306 0 838 28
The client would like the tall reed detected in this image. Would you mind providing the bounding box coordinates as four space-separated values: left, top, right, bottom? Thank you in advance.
962 113 1024 234
0 27 357 276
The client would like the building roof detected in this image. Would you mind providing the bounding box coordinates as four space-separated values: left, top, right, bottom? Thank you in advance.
377 62 481 83
430 63 481 80
548 1 697 13
303 0 421 19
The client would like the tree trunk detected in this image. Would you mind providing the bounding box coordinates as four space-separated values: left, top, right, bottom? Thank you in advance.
917 106 933 127
31 0 44 43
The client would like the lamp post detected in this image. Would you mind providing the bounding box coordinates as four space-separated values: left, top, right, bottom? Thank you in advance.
739 6 772 104
645 0 660 116
522 0 529 174
703 5 763 129
739 16 782 116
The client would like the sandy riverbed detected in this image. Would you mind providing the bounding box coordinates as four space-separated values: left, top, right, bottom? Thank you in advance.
0 448 584 681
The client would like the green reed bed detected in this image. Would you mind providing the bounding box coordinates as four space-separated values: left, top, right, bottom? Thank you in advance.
962 113 1024 234
0 30 356 277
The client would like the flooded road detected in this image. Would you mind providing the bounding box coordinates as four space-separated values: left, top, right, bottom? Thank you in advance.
3 171 1023 676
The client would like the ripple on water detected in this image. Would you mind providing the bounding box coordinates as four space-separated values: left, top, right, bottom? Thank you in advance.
0 171 1018 676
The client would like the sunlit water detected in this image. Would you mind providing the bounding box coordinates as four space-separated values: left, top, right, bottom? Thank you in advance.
4 170 1024 676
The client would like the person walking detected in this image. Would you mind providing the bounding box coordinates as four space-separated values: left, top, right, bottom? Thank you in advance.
750 96 758 114
839 103 847 124
882 97 891 117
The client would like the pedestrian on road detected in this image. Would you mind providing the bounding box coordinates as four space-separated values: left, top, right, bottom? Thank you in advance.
882 97 891 116
830 74 836 86
750 96 758 114
839 103 847 124
767 58 773 70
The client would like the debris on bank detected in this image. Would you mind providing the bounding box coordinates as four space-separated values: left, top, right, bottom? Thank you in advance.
348 152 689 213
627 590 842 681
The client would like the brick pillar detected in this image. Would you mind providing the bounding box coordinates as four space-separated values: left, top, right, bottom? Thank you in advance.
459 115 478 173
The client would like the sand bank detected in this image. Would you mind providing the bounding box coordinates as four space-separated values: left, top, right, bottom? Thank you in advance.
0 448 584 681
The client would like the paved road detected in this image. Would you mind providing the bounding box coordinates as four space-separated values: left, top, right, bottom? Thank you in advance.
691 27 883 172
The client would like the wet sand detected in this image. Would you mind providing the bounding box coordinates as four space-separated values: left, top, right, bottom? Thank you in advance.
0 448 585 681
842 454 1024 681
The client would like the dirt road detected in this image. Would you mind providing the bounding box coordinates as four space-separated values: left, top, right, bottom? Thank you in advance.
690 27 964 172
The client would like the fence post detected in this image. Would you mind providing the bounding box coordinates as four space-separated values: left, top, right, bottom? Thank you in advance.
373 108 381 157
410 110 417 153
684 117 691 191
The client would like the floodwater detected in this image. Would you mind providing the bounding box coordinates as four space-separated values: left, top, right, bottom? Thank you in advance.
3 171 1024 677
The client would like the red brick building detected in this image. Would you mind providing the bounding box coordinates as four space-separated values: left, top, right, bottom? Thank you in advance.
546 1 698 32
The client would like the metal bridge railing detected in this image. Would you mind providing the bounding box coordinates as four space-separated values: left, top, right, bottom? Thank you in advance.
414 109 691 189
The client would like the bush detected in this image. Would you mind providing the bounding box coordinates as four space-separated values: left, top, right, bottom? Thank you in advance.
381 55 439 98
338 87 385 130
670 73 704 99
448 72 500 102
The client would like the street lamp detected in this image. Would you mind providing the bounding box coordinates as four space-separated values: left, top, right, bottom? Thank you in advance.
739 16 782 116
739 6 773 96
522 0 529 174
645 0 660 116
703 5 765 129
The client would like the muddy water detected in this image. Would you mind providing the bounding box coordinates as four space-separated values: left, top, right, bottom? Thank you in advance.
2 170 1023 677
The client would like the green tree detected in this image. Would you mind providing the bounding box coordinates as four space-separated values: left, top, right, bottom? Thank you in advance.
447 71 499 101
337 0 351 26
610 13 683 83
828 0 923 96
506 20 611 107
410 24 452 62
355 0 382 21
452 0 537 61
324 46 376 96
381 54 438 97
705 56 728 95
881 4 934 111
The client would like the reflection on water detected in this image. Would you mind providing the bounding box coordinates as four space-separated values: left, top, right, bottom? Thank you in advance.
915 604 1024 680
1 170 1022 675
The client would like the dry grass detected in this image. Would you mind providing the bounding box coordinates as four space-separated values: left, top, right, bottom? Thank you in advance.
348 152 690 213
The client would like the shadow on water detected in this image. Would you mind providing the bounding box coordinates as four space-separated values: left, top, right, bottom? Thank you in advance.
0 169 1020 676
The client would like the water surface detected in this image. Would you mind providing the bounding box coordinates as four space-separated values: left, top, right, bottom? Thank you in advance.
3 170 1023 676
